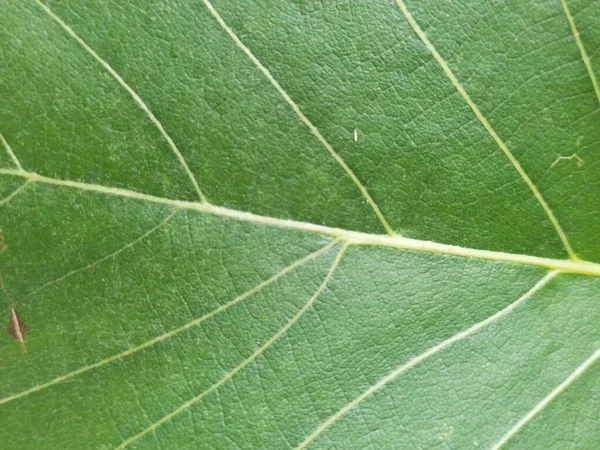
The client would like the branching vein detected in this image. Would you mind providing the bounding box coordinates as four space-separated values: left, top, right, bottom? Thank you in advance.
0 241 336 407
200 0 395 236
34 0 207 203
2 168 600 276
491 346 600 449
0 132 23 170
560 0 600 104
394 0 577 260
295 271 558 449
114 243 347 449
0 180 31 207
25 210 178 298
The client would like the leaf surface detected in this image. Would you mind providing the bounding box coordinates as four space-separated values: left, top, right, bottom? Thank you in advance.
1 0 599 448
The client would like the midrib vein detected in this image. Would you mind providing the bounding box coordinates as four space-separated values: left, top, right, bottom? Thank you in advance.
3 168 600 277
394 0 578 261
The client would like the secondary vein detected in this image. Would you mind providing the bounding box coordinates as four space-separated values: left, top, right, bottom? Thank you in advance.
394 0 578 261
0 180 31 207
114 243 347 449
295 271 558 449
25 210 178 298
490 345 600 449
34 0 207 203
200 0 395 236
560 0 600 104
0 241 337 407
0 132 23 170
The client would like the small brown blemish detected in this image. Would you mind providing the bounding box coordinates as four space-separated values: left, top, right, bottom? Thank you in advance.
0 229 7 255
1 274 28 353
7 307 28 353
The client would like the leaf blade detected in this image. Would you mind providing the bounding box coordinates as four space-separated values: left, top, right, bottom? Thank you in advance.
1 0 599 448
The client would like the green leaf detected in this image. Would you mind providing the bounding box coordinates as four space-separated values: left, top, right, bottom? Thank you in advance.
1 0 599 448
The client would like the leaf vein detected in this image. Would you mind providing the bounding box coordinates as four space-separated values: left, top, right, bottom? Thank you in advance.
0 180 31 207
490 345 600 449
394 0 577 260
2 168 600 276
0 132 23 170
560 0 600 104
0 241 337 407
114 243 347 449
25 209 178 298
34 0 207 203
294 270 558 449
200 0 395 236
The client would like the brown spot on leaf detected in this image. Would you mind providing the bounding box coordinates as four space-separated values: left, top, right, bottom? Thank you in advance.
1 273 28 353
7 308 28 353
0 229 7 254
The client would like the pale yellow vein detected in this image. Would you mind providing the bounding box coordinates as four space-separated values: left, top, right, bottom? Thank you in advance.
295 270 558 449
26 210 178 298
33 0 207 203
200 0 395 236
115 243 347 449
560 0 600 104
3 168 600 276
0 132 23 170
491 346 600 449
395 0 578 261
0 241 336 407
0 180 31 207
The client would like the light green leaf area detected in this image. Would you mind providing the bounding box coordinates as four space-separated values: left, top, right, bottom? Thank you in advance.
1 0 599 449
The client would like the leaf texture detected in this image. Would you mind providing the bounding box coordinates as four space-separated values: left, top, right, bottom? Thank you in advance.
1 0 599 448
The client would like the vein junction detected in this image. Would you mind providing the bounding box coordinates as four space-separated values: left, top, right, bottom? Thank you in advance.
34 0 206 203
114 244 347 449
2 167 600 277
394 0 577 261
0 241 338 407
1 2 596 446
200 0 394 235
